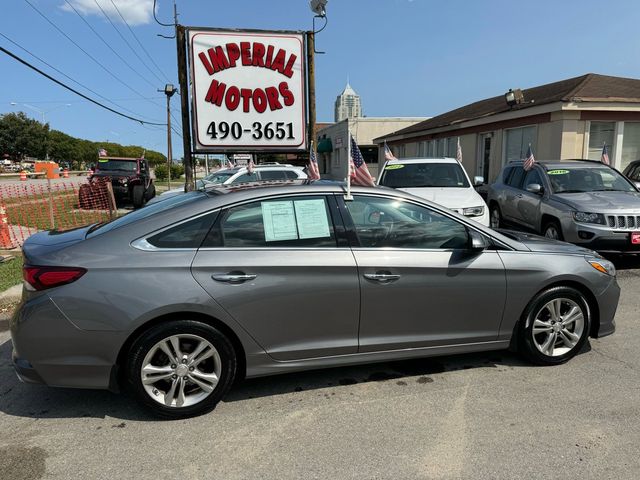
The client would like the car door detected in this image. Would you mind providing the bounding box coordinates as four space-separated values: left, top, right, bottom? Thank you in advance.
191 194 360 360
340 194 506 352
502 166 526 224
517 167 545 230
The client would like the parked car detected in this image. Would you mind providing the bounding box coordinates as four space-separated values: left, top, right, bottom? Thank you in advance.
622 159 640 189
12 182 618 418
149 163 307 205
488 159 640 253
90 156 155 208
377 158 489 226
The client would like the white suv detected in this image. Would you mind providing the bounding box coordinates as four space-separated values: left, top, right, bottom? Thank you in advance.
378 158 489 226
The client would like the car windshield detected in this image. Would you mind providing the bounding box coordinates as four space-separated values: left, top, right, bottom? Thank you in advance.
201 170 236 187
96 159 138 172
379 162 470 188
547 167 636 193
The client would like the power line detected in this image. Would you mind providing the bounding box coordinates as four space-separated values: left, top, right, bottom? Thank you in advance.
0 45 166 126
0 32 161 122
108 0 171 83
63 0 159 91
22 0 163 110
91 0 166 87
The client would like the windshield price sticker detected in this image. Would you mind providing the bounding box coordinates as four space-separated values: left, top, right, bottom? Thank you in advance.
189 29 307 152
548 169 570 175
385 164 405 170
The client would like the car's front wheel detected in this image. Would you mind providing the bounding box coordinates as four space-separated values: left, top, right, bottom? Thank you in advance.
489 205 502 229
542 220 563 240
125 320 237 419
518 286 591 365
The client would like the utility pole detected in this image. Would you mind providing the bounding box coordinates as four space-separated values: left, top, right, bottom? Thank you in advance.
307 31 316 158
160 84 177 190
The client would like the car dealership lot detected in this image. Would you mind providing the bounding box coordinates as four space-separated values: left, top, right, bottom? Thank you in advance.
0 266 638 480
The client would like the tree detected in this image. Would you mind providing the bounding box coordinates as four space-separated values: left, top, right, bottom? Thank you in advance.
0 112 49 159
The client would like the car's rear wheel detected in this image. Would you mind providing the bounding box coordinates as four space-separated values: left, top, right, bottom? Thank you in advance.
490 205 502 229
518 286 590 365
542 220 563 240
125 320 236 419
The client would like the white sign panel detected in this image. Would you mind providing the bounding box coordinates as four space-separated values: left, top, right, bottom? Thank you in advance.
188 29 307 152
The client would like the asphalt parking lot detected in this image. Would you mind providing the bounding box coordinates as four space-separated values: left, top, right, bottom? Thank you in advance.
0 266 639 480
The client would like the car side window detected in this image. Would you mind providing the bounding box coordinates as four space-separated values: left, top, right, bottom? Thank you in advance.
345 196 469 249
203 196 337 248
523 169 542 188
147 211 218 248
628 164 640 181
285 170 299 179
502 167 513 184
259 170 288 181
507 167 525 189
232 172 259 183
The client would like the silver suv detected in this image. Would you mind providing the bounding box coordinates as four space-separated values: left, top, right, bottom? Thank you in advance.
487 160 640 253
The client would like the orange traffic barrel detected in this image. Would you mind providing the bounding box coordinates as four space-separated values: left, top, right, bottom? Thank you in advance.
63 169 69 178
19 170 27 181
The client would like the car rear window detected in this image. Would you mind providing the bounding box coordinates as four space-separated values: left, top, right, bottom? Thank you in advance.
147 211 219 248
379 163 470 188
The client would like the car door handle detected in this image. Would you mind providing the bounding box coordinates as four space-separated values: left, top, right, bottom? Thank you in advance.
363 272 401 283
211 273 257 283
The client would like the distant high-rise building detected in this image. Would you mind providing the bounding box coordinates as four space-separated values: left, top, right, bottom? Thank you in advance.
334 82 362 122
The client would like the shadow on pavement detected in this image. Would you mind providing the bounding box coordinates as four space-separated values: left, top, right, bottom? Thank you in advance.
0 336 534 420
604 254 640 271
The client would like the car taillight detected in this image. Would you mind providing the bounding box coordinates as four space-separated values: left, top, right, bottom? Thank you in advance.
23 266 87 291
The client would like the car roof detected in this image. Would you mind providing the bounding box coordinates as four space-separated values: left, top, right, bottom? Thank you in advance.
385 157 461 165
508 159 610 170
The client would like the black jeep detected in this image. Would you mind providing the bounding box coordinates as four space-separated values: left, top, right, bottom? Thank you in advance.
91 157 156 208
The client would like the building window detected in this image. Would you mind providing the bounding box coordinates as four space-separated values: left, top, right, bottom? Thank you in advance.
428 140 436 156
436 138 445 157
446 138 457 158
622 122 640 171
504 126 536 163
587 121 615 162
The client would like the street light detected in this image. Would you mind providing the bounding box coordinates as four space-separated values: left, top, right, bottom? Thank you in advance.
159 84 177 190
310 0 328 16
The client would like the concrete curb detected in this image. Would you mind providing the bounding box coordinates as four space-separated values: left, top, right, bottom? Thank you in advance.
0 284 22 304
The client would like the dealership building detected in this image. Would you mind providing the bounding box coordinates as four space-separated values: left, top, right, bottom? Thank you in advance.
374 73 640 183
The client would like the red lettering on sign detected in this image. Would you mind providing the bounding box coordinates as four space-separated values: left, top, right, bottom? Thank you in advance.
240 88 252 113
271 49 286 75
252 42 265 67
198 52 214 75
225 86 240 110
265 45 274 68
240 42 252 66
226 43 240 67
206 46 230 73
279 82 294 107
265 86 282 110
282 53 296 78
205 79 226 105
252 88 267 113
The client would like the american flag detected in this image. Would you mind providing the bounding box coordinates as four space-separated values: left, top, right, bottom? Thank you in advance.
350 135 375 187
98 148 107 157
523 144 536 171
455 137 462 163
307 141 320 180
384 141 397 161
247 157 255 174
601 143 610 165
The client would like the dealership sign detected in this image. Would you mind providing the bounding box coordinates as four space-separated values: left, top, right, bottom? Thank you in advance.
188 29 307 152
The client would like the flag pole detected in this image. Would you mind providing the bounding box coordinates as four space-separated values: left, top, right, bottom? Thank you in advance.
345 132 352 200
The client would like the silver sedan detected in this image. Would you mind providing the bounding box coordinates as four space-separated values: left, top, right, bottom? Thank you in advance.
11 182 619 418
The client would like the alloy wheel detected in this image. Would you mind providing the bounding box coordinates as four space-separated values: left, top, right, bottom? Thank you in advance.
531 298 585 357
140 334 222 408
490 208 500 229
544 225 560 239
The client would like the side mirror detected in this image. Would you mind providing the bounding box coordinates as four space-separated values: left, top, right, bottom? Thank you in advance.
526 183 543 194
468 230 490 251
474 176 484 186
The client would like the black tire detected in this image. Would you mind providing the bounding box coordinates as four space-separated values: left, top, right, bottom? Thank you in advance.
490 204 502 229
518 286 591 365
125 320 237 419
132 185 145 209
542 220 563 241
145 183 156 201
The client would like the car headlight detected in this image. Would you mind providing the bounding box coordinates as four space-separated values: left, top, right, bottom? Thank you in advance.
585 255 616 276
462 206 484 217
572 211 605 225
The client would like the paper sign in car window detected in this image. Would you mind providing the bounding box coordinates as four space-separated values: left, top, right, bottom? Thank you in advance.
547 169 569 175
294 199 331 239
385 164 405 170
262 201 298 242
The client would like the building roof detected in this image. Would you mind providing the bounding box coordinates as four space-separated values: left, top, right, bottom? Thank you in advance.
377 73 640 141
339 82 358 97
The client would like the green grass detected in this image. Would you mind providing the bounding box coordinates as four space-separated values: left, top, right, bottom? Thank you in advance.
0 255 23 292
